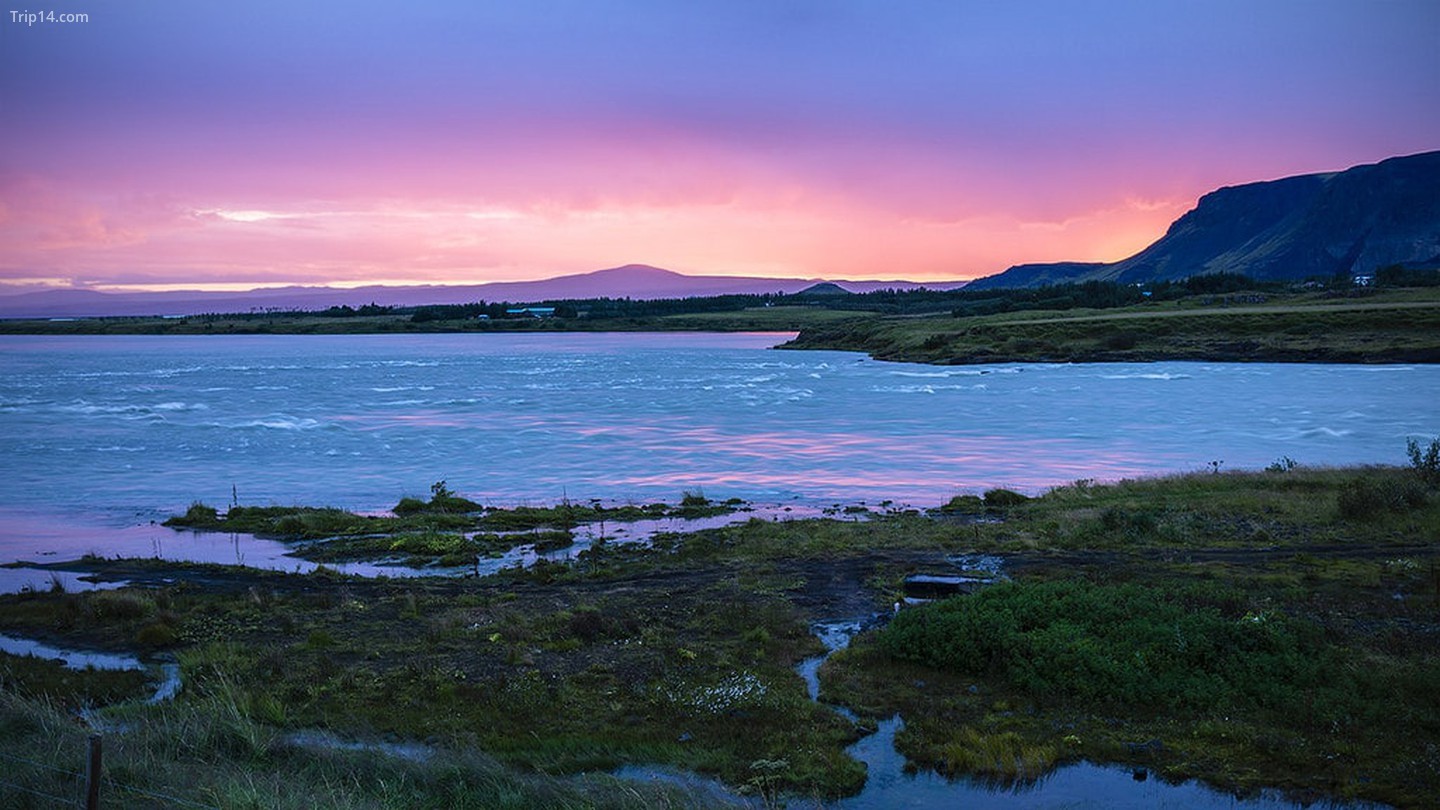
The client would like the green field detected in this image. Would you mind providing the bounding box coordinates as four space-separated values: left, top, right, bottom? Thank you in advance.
782 289 1440 364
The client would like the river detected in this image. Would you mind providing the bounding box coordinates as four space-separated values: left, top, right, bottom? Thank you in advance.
2 332 1435 563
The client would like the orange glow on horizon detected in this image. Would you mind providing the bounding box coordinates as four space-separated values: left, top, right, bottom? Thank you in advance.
0 186 1190 293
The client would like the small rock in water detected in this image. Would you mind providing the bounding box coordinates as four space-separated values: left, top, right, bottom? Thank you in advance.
1132 768 1148 782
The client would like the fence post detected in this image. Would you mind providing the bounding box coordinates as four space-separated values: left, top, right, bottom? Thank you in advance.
85 734 101 810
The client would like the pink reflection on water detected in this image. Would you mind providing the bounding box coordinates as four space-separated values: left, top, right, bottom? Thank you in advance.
0 508 432 589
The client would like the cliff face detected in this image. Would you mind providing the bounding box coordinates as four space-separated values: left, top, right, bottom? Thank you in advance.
971 151 1440 289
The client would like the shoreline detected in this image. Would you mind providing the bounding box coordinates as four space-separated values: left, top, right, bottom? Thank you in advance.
0 288 1435 369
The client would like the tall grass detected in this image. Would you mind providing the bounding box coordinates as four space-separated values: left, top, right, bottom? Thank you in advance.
0 689 733 809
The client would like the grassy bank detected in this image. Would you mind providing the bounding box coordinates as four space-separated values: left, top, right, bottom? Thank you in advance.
2 461 1438 807
782 289 1440 364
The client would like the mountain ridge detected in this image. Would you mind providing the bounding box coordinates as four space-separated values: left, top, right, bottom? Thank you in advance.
969 151 1440 289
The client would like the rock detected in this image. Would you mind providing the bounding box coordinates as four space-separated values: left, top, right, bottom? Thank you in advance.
902 573 993 600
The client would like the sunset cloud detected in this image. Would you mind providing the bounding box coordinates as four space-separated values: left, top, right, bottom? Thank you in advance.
1 1 1436 292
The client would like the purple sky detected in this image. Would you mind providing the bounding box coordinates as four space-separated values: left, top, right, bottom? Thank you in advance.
2 1 1437 291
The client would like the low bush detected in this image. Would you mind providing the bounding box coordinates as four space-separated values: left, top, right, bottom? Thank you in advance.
878 579 1345 719
1100 330 1139 350
982 489 1029 510
939 495 985 514
1337 476 1426 519
90 590 154 620
1407 436 1440 487
136 621 178 647
162 501 221 529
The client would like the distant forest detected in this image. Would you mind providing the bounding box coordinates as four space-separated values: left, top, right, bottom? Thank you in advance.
192 266 1439 324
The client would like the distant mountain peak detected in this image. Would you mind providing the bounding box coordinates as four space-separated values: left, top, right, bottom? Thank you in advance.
587 264 680 277
797 282 853 296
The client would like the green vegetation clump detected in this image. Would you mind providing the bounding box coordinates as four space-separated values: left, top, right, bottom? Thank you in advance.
175 501 219 527
1336 475 1428 519
393 481 484 516
1408 436 1440 487
937 490 1028 515
135 621 179 647
879 580 1338 716
939 495 985 514
391 497 428 516
981 489 1029 510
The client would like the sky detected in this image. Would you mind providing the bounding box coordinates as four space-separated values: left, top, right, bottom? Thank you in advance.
1 1 1437 292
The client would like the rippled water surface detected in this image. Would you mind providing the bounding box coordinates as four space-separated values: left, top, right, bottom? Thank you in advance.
2 332 1437 562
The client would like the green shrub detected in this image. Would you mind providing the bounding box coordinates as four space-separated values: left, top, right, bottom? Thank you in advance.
392 497 427 516
135 622 178 647
1101 330 1139 350
567 608 605 643
1337 476 1427 519
91 590 154 620
162 502 220 529
429 494 483 512
1407 437 1440 487
426 480 482 512
1099 507 1157 537
1266 456 1298 473
877 579 1340 717
940 495 985 514
982 489 1030 510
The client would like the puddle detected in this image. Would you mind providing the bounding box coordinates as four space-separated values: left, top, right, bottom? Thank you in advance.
0 632 144 671
0 567 128 595
281 730 434 763
611 764 757 808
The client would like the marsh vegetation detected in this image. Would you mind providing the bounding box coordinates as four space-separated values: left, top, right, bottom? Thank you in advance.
3 459 1438 807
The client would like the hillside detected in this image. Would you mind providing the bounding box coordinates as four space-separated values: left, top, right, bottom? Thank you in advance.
971 151 1440 289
